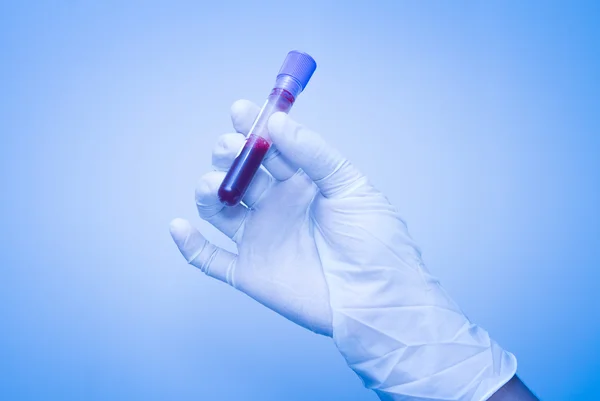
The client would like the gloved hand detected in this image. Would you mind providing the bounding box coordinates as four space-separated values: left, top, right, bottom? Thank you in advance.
170 100 517 401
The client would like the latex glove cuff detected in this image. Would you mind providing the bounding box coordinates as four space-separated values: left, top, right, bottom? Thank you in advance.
322 247 517 400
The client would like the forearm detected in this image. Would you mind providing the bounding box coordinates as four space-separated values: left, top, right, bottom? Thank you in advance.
488 376 539 401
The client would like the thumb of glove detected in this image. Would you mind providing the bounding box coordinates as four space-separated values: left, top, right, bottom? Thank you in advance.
268 112 365 197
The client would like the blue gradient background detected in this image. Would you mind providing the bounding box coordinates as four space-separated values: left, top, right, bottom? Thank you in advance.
1 1 598 400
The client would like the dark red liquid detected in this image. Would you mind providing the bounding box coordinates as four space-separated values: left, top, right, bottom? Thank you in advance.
218 134 271 206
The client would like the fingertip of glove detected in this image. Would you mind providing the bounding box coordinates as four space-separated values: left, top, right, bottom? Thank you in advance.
169 218 190 239
169 219 209 264
195 171 223 205
268 111 288 137
231 99 259 124
230 99 249 115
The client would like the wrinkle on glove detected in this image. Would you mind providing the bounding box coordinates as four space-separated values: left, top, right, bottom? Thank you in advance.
312 185 517 401
172 103 517 401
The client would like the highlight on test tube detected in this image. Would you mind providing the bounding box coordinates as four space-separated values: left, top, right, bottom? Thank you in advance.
217 50 317 207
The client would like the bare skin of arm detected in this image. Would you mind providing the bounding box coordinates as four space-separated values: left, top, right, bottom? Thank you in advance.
489 376 540 400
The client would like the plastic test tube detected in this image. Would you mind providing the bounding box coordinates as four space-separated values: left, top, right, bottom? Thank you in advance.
217 51 317 206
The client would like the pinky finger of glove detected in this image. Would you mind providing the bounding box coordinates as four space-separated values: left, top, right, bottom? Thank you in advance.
169 218 237 287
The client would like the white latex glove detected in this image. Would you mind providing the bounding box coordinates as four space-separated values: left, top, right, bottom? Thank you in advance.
170 100 517 401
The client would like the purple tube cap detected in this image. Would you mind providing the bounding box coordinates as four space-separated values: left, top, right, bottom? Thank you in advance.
277 50 317 91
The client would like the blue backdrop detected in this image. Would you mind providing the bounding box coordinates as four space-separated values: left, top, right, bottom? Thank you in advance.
1 1 598 400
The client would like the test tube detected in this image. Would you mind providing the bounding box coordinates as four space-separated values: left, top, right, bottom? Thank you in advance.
217 51 317 206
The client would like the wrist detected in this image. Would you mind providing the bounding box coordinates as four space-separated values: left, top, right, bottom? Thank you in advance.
327 262 517 400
